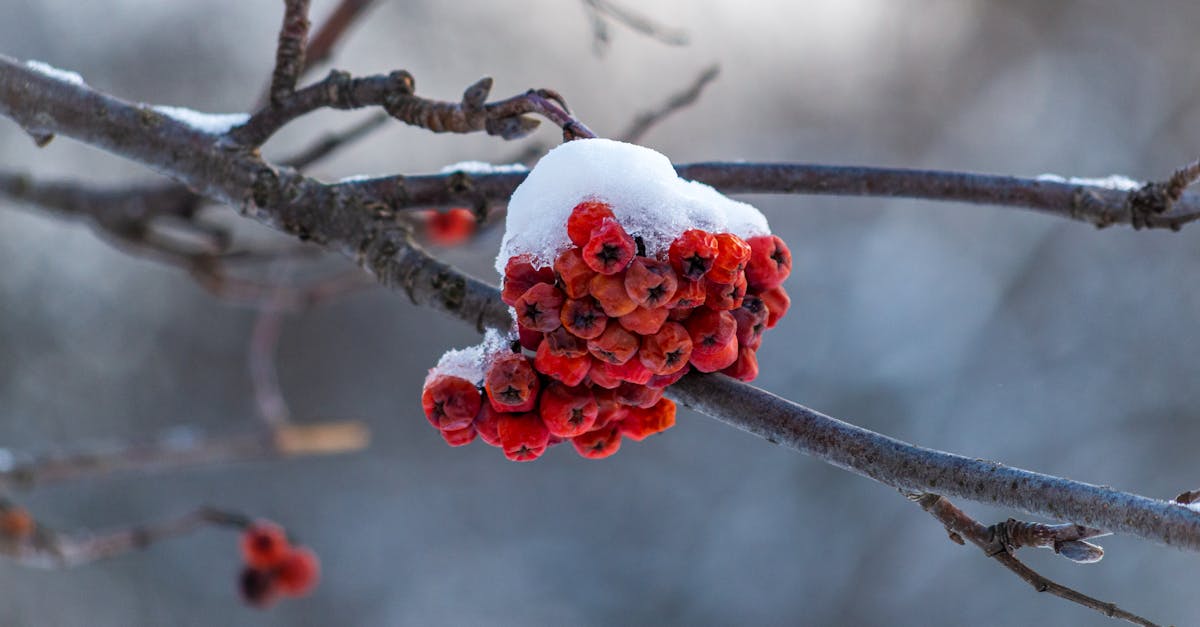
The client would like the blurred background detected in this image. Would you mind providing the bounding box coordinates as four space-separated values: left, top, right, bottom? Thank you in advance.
2 0 1199 624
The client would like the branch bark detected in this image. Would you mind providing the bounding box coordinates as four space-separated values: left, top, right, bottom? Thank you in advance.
3 55 1200 553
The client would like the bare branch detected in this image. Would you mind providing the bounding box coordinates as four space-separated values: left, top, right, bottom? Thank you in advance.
620 64 720 143
581 0 689 53
281 112 389 170
270 0 312 106
914 494 1158 627
0 422 369 491
0 505 250 569
304 0 377 72
5 55 1200 553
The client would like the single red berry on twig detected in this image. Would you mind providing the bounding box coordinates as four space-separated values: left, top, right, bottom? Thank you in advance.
733 294 768 350
721 345 760 382
426 207 476 246
275 547 321 597
704 274 747 311
241 521 291 570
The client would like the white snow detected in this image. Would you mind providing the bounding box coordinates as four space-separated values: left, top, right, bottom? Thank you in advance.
496 138 770 275
338 174 375 183
1035 173 1142 191
151 105 250 135
440 161 529 175
425 328 513 386
25 60 85 86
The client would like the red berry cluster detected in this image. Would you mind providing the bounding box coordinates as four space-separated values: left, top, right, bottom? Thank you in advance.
421 207 477 246
238 521 320 608
421 201 791 461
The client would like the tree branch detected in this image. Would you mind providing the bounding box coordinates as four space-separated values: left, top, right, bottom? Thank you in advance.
3 55 1200 553
269 0 312 106
914 494 1158 627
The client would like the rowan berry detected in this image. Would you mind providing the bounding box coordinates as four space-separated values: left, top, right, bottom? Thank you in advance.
440 425 477 447
625 258 678 309
732 294 768 350
586 357 622 389
668 278 706 310
745 235 792 290
614 381 664 409
0 507 34 540
592 388 631 429
567 200 614 247
422 375 482 431
598 356 655 385
239 566 278 608
685 308 739 372
587 324 639 365
589 272 638 317
709 233 751 284
582 218 636 275
426 207 476 246
515 283 565 332
668 229 718 280
618 305 670 335
560 297 608 339
704 273 747 311
275 547 321 597
496 412 551 461
759 285 790 329
572 425 622 459
647 365 690 389
619 398 677 442
721 345 760 382
535 337 591 386
538 383 598 438
667 306 695 322
554 247 597 299
517 324 542 352
639 321 693 375
485 354 541 413
501 256 555 306
474 404 504 447
241 522 291 570
544 326 588 357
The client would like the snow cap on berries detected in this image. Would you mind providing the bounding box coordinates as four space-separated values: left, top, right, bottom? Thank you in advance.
497 138 770 275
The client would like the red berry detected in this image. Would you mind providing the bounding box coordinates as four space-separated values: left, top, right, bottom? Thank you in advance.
624 258 678 309
241 522 291 570
560 297 608 339
239 566 278 608
440 424 477 447
598 357 654 385
667 306 695 322
586 357 622 389
589 272 638 317
647 365 690 389
639 321 693 375
545 326 588 357
708 233 751 284
517 324 542 352
426 207 476 246
496 412 551 461
474 404 504 447
618 306 669 335
567 200 614 247
690 337 738 372
759 286 790 329
485 354 541 413
619 398 677 442
668 229 718 281
722 345 759 382
668 279 706 310
501 256 555 306
421 375 481 431
685 308 739 372
704 274 746 311
554 247 597 299
582 218 636 275
535 337 591 386
745 235 792 290
593 388 631 429
614 381 664 409
539 383 598 437
0 507 34 540
587 324 639 366
572 425 622 459
276 547 321 597
515 283 565 332
732 295 768 350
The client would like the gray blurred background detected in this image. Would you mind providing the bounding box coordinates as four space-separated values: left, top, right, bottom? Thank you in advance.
2 0 1199 625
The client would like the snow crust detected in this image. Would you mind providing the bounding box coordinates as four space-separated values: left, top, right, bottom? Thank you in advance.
152 105 250 135
496 138 769 276
440 161 529 175
1035 173 1142 191
25 60 85 86
424 329 513 386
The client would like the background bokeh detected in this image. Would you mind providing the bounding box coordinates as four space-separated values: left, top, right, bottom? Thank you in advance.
2 0 1199 625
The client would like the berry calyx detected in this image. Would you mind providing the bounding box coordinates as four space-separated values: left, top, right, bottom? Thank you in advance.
515 283 565 332
668 229 718 280
639 321 693 375
625 258 678 309
582 218 636 275
485 354 541 413
587 324 639 365
241 522 291 570
422 375 483 431
560 297 608 339
539 382 599 437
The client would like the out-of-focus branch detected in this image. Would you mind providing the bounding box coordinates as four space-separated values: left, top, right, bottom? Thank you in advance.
281 112 389 169
581 0 688 55
914 494 1157 627
304 0 377 71
0 505 251 569
5 54 1200 553
0 422 369 491
621 64 719 143
270 0 312 106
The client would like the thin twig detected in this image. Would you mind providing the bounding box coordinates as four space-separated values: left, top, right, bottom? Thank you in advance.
581 0 688 53
620 64 719 143
304 0 377 71
281 112 389 169
913 494 1158 627
269 0 312 106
